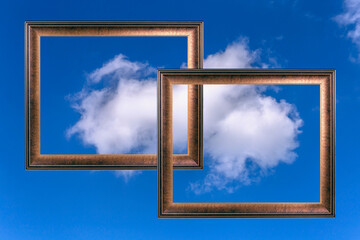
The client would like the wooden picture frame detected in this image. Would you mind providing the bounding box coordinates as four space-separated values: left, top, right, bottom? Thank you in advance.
25 21 203 170
158 69 335 218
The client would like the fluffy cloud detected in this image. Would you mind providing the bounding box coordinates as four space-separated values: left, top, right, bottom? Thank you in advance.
190 85 302 193
67 54 158 154
67 54 187 155
335 0 360 59
67 54 187 179
67 39 303 189
186 38 303 193
204 38 262 68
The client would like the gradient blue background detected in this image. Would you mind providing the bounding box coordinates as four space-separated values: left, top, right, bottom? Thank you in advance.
1 0 359 239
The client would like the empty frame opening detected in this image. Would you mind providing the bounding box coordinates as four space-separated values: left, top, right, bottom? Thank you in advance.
173 84 320 202
40 36 187 155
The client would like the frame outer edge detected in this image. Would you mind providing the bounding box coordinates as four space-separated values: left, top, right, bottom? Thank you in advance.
332 70 336 217
199 21 204 169
25 21 29 169
24 21 204 26
157 70 161 217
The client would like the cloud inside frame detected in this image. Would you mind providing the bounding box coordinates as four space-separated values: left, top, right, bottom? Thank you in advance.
66 38 303 192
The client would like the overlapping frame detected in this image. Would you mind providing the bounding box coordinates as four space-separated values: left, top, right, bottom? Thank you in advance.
158 69 336 218
25 21 203 170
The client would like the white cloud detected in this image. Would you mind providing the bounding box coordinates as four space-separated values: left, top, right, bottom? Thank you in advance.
172 85 188 154
67 39 302 188
87 54 156 84
114 170 141 182
335 0 360 59
204 38 261 68
190 85 302 193
67 54 187 179
188 38 303 193
67 54 188 155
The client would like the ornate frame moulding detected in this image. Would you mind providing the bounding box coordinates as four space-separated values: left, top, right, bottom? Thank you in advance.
157 69 335 218
25 21 204 170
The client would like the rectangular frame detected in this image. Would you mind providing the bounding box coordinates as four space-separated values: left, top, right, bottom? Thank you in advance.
158 69 335 218
25 21 203 170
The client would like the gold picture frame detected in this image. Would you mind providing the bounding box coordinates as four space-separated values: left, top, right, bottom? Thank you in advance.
25 21 203 170
158 69 335 218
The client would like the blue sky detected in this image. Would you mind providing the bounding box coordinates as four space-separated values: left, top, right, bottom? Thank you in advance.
1 0 360 239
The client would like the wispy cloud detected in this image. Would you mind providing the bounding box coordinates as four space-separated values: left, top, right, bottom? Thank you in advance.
335 0 360 60
67 38 302 188
114 170 142 182
87 54 156 84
